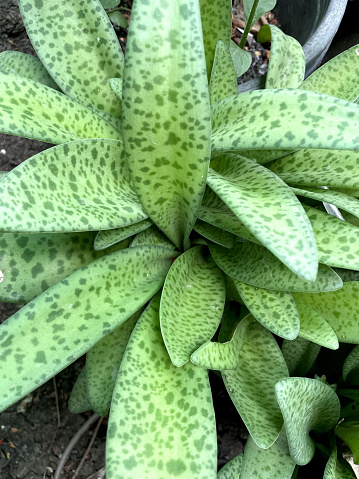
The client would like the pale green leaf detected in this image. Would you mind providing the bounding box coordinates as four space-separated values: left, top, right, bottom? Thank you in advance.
210 41 238 104
293 188 359 219
109 77 123 101
108 10 128 28
281 337 321 377
240 431 295 479
324 440 357 479
0 245 175 412
211 90 359 154
191 334 239 371
334 188 359 199
222 315 288 448
193 219 235 248
243 0 276 30
68 366 92 414
123 0 211 249
343 346 359 381
208 154 317 281
275 377 341 465
209 242 343 293
160 246 225 366
336 422 359 464
218 453 243 478
229 40 252 78
130 225 176 250
0 139 147 233
106 294 217 479
94 220 153 251
0 172 7 181
234 281 300 340
19 0 124 118
0 72 120 144
86 309 142 416
258 25 305 89
0 51 61 91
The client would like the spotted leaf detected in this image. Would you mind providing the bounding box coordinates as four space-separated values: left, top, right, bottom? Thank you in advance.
229 40 252 78
0 245 175 412
258 25 305 89
208 154 317 281
234 281 300 340
243 0 276 30
109 77 123 103
343 346 359 381
191 335 239 371
130 225 176 250
106 294 217 479
19 0 124 118
86 309 142 416
94 220 153 251
222 315 288 448
0 139 147 233
160 246 225 367
123 0 211 249
193 219 235 248
293 188 359 219
68 366 92 414
209 41 238 104
209 242 342 293
324 440 357 479
275 377 341 465
217 453 243 478
281 337 321 377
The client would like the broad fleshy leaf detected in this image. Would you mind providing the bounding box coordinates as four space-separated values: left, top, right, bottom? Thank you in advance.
208 154 317 281
100 0 120 8
209 242 343 293
336 422 359 464
243 0 276 30
209 41 238 104
218 301 242 342
0 51 61 91
324 440 357 479
229 40 252 78
19 0 124 118
123 0 211 249
335 268 359 283
294 188 359 219
86 309 142 416
108 10 128 28
109 77 123 104
211 90 359 154
281 337 321 377
222 315 288 448
160 246 225 366
234 281 300 340
275 378 341 465
106 295 217 479
193 219 235 248
0 139 147 233
257 24 305 89
68 367 92 414
130 225 176 250
94 220 153 251
0 72 121 144
0 245 175 411
191 335 239 371
240 431 296 479
217 453 243 479
343 346 359 381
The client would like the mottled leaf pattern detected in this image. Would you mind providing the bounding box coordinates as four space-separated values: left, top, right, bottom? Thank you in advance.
191 337 239 370
217 453 243 478
335 268 359 283
68 366 92 414
209 41 238 104
130 225 176 250
193 219 235 248
86 309 142 416
160 246 225 366
234 281 300 340
222 315 288 448
0 246 175 411
94 220 153 251
258 25 305 89
324 441 357 479
19 0 124 118
281 337 321 377
293 188 359 219
0 139 147 232
275 378 341 465
243 0 276 29
208 154 317 280
109 77 123 103
209 242 342 293
106 295 217 479
229 40 252 78
123 0 211 249
343 346 359 381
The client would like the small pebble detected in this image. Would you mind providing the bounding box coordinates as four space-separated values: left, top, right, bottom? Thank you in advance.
0 149 6 155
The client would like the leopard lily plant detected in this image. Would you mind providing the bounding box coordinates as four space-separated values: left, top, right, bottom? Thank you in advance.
1 0 359 477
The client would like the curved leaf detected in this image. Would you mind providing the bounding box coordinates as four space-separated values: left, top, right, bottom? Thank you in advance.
217 453 243 479
0 139 147 233
209 41 238 104
294 188 359 219
68 366 92 414
160 246 225 366
19 0 124 118
336 422 359 465
324 440 357 479
343 346 359 381
191 336 239 370
94 220 153 251
193 219 235 248
106 295 217 479
229 40 252 78
130 225 176 250
281 337 321 377
275 377 341 465
243 0 276 29
123 0 211 249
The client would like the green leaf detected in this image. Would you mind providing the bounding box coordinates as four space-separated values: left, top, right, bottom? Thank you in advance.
106 294 217 479
343 346 359 381
108 10 128 28
218 301 242 342
258 25 305 89
324 440 357 479
123 0 211 250
193 219 235 248
0 51 61 91
160 246 225 366
341 401 359 421
209 41 238 104
19 0 124 119
217 453 243 478
191 335 239 371
335 268 359 283
0 72 120 144
0 245 175 412
243 0 276 30
293 283 359 343
240 431 296 479
208 154 317 281
234 281 300 340
86 309 142 416
209 242 342 293
0 139 147 233
130 225 176 250
199 0 232 78
94 220 153 251
222 315 288 448
294 188 359 219
281 337 321 376
337 390 359 402
211 90 359 154
275 377 341 465
68 366 92 414
0 231 129 303
336 422 359 464
229 40 252 78
100 0 121 8
109 77 123 100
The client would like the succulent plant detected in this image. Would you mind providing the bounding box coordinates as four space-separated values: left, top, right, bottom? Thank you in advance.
1 0 359 477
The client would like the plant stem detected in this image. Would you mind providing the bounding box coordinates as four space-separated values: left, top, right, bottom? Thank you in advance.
239 0 260 49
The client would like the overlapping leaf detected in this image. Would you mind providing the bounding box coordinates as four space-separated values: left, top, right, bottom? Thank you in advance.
229 40 252 78
94 220 153 251
130 225 176 250
281 337 321 377
336 423 359 464
293 188 359 219
209 41 238 104
68 366 92 414
106 295 217 479
217 453 243 478
343 346 359 381
324 440 357 479
193 219 235 248
243 0 276 30
191 335 239 370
